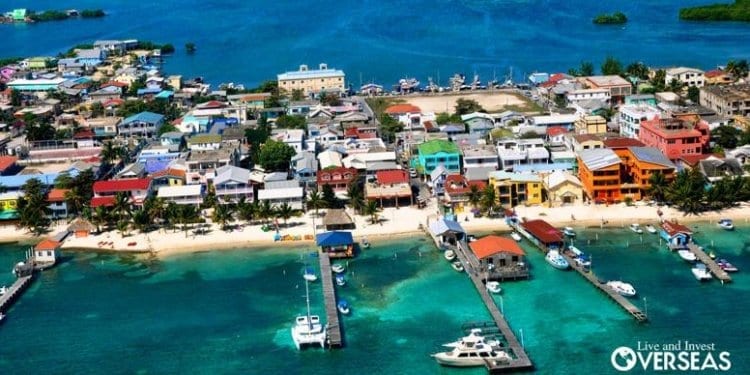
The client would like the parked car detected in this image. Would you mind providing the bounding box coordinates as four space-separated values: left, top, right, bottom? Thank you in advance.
409 168 417 178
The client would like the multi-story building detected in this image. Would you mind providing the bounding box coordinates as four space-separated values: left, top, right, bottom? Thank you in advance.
582 75 632 104
277 63 345 97
118 111 164 138
566 88 610 105
619 147 676 200
416 140 461 175
488 171 543 208
617 105 661 139
700 84 750 116
317 167 357 195
92 178 152 206
213 165 253 204
638 117 710 160
460 144 499 171
578 148 622 202
665 67 705 87
496 139 549 171
574 115 607 135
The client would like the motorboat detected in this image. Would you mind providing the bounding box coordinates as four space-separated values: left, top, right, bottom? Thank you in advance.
510 232 522 241
567 245 590 267
0 313 4 322
0 285 8 296
303 268 318 282
718 219 734 231
444 250 457 261
545 250 570 270
709 251 717 260
486 281 502 294
645 224 657 234
337 300 351 315
677 250 697 263
331 263 346 274
291 278 327 350
335 273 346 286
691 263 713 281
563 227 576 237
451 261 465 272
717 259 739 273
606 281 637 297
629 223 643 234
361 237 371 249
432 329 512 367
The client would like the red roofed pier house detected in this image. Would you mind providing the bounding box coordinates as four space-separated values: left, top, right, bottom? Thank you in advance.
468 235 529 281
519 219 564 252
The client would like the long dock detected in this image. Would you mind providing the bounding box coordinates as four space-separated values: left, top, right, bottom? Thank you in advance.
319 253 343 348
684 243 732 283
0 274 34 314
561 252 647 322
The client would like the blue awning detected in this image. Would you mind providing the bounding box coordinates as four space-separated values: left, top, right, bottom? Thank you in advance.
316 231 353 247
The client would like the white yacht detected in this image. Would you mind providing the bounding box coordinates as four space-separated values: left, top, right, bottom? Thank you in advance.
432 329 512 367
718 219 734 231
691 263 713 281
331 263 346 274
677 249 697 263
291 280 327 350
563 227 576 237
645 224 657 234
303 268 318 282
510 232 522 241
486 281 502 294
545 250 569 270
629 223 643 234
444 249 457 261
606 281 637 297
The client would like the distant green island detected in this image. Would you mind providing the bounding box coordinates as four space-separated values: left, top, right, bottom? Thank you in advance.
679 0 750 21
593 12 628 25
29 9 105 21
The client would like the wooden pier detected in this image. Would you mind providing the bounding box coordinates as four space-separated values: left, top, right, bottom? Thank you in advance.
0 274 34 314
318 253 343 348
685 243 732 284
561 253 648 322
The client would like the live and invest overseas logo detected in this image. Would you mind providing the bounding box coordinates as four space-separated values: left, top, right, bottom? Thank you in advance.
611 341 731 372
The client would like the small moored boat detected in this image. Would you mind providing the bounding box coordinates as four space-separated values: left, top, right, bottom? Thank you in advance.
691 263 713 281
510 232 522 241
486 281 502 294
563 227 576 237
645 224 657 234
303 268 318 282
677 250 697 263
331 263 346 274
717 259 738 272
545 250 570 270
0 285 8 296
629 223 643 234
337 300 351 315
451 261 464 272
606 281 637 297
0 313 4 322
718 219 734 231
444 250 456 261
362 237 371 249
335 273 346 286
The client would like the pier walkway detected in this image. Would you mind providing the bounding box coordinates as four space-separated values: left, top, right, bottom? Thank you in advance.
685 243 732 284
319 253 343 348
0 274 33 314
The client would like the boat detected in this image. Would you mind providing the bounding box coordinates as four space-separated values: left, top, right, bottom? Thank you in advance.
431 329 512 367
331 263 346 274
337 300 351 315
645 224 657 234
335 273 346 286
718 219 734 231
709 251 717 260
361 237 371 249
629 223 643 234
444 249 457 261
396 78 420 93
567 245 591 267
562 227 576 237
486 281 502 294
545 250 570 270
291 277 327 350
691 263 713 281
677 249 697 263
606 281 637 297
0 285 7 296
303 267 318 282
448 73 465 91
717 259 739 272
510 232 522 241
451 261 465 272
0 313 4 323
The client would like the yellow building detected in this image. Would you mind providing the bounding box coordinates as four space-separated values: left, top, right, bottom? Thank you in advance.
0 192 21 220
488 171 543 208
277 63 345 97
542 171 583 207
167 75 182 90
574 115 607 135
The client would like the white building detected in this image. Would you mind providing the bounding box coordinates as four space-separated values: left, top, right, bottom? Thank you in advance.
617 105 661 139
258 180 305 210
157 184 204 205
566 89 610 105
277 63 346 96
496 139 549 171
272 129 306 152
460 144 498 170
665 67 705 88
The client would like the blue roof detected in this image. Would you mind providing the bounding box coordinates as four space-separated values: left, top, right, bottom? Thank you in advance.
155 90 174 99
122 111 164 125
429 219 465 236
316 231 354 247
0 173 59 189
514 162 573 172
137 88 162 96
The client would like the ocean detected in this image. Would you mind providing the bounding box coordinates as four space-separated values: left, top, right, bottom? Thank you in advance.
0 222 748 374
2 0 750 88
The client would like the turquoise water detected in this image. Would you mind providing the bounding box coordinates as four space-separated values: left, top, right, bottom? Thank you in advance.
0 223 748 373
3 1 750 87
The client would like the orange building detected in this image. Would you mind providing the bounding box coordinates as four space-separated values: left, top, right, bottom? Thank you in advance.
578 148 622 202
620 147 676 200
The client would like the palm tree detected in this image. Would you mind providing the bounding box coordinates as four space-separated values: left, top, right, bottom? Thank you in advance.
112 192 132 234
647 172 668 203
201 186 217 209
165 201 180 232
236 197 255 223
258 200 274 224
92 206 108 233
363 200 380 224
132 208 150 233
275 203 294 228
146 196 167 226
347 183 364 213
212 204 234 230
480 185 497 214
101 141 120 166
467 184 482 210
306 189 327 217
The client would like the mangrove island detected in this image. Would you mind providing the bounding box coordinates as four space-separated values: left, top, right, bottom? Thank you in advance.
680 0 750 22
592 12 628 25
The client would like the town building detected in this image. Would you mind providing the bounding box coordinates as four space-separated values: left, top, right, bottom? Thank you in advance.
638 117 710 160
442 174 486 214
468 235 529 281
574 115 607 135
543 170 583 207
365 169 412 207
118 111 164 138
704 69 733 85
277 63 345 97
460 144 499 172
317 167 357 196
582 75 632 104
700 84 750 117
157 184 204 205
620 147 676 200
92 178 152 206
416 139 461 175
316 231 354 258
665 67 704 87
624 94 657 106
257 180 305 210
617 105 661 139
488 171 543 208
566 88 610 105
519 219 564 251
578 148 622 202
213 165 253 204
496 139 549 171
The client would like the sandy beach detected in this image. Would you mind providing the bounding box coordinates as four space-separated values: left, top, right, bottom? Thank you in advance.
402 92 530 113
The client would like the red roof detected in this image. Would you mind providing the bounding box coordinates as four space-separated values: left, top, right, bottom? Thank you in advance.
93 178 151 193
521 219 563 244
90 196 116 208
47 188 69 202
661 221 693 237
603 137 645 148
376 169 409 185
385 104 421 114
197 100 227 109
101 81 128 88
704 69 725 78
443 174 486 195
344 127 359 138
469 235 525 259
73 129 95 139
151 168 186 179
102 98 124 107
679 154 718 167
546 126 568 137
0 155 18 172
35 239 60 251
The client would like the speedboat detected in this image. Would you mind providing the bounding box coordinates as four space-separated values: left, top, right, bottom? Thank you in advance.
629 223 643 234
444 250 457 261
331 263 346 274
362 237 371 249
718 219 734 231
677 250 697 263
451 261 465 272
606 281 637 297
510 232 522 241
709 251 717 260
691 263 713 281
568 245 591 267
645 224 657 234
337 300 351 315
486 281 502 294
303 268 318 282
563 227 576 237
432 329 512 367
717 259 739 272
335 273 346 286
545 250 570 270
291 279 327 350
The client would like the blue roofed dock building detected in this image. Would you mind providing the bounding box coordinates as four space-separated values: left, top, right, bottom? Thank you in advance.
316 231 355 258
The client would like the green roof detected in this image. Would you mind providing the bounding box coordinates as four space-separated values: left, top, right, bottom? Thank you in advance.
417 139 460 156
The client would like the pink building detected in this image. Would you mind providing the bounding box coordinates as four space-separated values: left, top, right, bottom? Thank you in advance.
638 116 710 161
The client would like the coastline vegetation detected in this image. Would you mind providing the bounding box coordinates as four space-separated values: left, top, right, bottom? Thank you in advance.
679 0 750 22
27 9 106 22
593 12 628 24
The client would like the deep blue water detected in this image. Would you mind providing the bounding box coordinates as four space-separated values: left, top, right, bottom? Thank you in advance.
3 1 750 87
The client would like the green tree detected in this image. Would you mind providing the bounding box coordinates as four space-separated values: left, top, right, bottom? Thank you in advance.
275 115 306 129
63 169 95 215
687 86 700 103
650 69 667 91
275 203 294 227
236 197 255 223
291 89 304 101
112 192 132 234
90 101 105 117
569 61 594 77
667 78 684 93
306 188 327 216
726 59 749 78
379 115 404 143
201 187 217 209
601 56 623 76
160 44 176 54
257 139 296 171
185 42 196 54
467 184 482 210
362 200 380 224
92 206 109 233
480 185 497 214
647 172 669 202
712 125 741 149
346 183 365 213
212 204 234 230
132 208 151 233
320 92 342 106
158 123 179 136
258 200 274 224
626 62 650 80
17 178 51 235
245 120 271 164
666 169 706 215
10 89 22 107
454 98 484 115
101 141 122 166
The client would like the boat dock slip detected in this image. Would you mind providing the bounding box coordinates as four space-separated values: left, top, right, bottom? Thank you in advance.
560 252 648 322
685 243 732 284
0 275 34 314
319 253 343 348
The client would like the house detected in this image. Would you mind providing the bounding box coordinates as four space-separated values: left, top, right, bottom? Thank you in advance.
496 139 549 171
68 218 96 237
46 188 69 219
93 40 130 53
151 168 186 187
618 105 661 139
92 178 152 206
413 140 459 176
659 221 693 247
366 170 412 207
115 163 147 180
277 63 345 96
227 93 270 110
461 112 495 136
159 131 184 151
460 144 498 172
566 88 610 105
7 78 66 92
574 115 607 135
213 165 253 204
704 69 733 85
322 209 355 231
185 146 240 184
468 235 529 281
638 116 710 160
543 171 583 207
665 67 705 88
529 114 578 129
429 164 449 196
620 147 676 200
187 134 222 151
33 239 60 266
624 94 658 106
0 156 19 175
119 111 165 138
488 171 543 208
272 129 305 152
582 75 632 104
317 150 343 169
0 191 21 220
258 180 305 210
428 218 466 247
342 152 396 170
85 116 121 138
88 86 122 102
317 167 357 196
291 151 318 187
316 231 354 258
519 219 564 251
697 156 746 182
700 84 750 117
578 148 622 202
157 184 204 205
546 127 569 147
385 104 435 132
442 174 486 214
76 48 107 67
